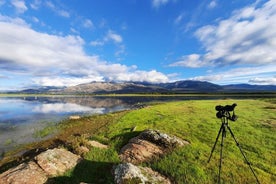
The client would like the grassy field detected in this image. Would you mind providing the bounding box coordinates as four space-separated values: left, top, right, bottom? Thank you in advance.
2 98 276 183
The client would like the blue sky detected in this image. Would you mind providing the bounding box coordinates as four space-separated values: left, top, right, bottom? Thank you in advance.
0 0 275 90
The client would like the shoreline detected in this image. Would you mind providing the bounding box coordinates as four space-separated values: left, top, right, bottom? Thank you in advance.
0 110 129 172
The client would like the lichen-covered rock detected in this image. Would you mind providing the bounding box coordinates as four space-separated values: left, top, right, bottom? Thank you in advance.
119 138 164 164
138 129 189 148
119 129 189 164
35 148 82 177
114 163 171 184
0 161 48 184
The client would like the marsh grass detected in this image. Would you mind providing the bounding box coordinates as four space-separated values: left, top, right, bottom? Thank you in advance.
33 122 57 138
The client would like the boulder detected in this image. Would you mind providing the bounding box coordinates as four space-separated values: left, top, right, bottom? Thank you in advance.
0 161 48 184
114 163 171 184
138 129 189 149
35 148 82 177
119 129 189 164
119 138 164 164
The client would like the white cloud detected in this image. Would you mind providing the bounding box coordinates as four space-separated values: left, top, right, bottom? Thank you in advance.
91 30 123 46
11 0 28 13
0 74 7 79
115 45 126 57
249 76 276 85
30 0 41 10
0 15 168 87
208 0 217 9
189 65 276 85
174 13 184 24
0 14 28 26
0 0 5 6
32 16 39 23
0 19 87 71
90 40 105 46
45 1 55 9
105 30 123 43
90 30 125 57
171 0 276 68
45 0 70 18
169 54 208 68
33 76 104 87
107 70 169 83
83 19 94 29
58 9 70 18
152 0 169 8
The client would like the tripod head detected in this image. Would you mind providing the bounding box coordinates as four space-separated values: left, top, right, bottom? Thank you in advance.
215 103 238 122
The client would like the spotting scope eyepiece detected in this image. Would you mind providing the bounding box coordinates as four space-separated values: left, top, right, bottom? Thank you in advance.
215 103 238 121
215 103 237 112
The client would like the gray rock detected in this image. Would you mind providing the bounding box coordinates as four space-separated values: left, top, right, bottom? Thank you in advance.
0 161 48 184
119 129 189 164
114 163 171 184
35 148 82 177
138 129 189 148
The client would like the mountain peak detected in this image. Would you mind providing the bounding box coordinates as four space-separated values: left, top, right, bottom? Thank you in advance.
13 80 276 94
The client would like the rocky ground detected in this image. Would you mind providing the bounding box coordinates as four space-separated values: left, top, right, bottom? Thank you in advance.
0 129 189 184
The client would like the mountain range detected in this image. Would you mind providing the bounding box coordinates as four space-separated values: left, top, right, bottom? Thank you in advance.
13 80 276 94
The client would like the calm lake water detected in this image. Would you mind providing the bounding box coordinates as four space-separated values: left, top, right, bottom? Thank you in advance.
0 95 194 153
0 95 272 154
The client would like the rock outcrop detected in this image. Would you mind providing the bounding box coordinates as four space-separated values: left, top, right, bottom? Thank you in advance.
0 148 82 183
35 148 82 177
0 161 48 184
114 163 171 184
119 129 189 164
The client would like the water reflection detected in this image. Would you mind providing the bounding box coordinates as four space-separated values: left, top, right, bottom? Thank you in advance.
33 103 105 114
0 96 136 153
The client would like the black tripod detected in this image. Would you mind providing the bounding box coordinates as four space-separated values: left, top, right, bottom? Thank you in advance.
207 104 260 184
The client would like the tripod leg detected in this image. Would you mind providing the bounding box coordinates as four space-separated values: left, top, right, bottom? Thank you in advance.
218 126 226 184
208 123 223 163
227 126 260 184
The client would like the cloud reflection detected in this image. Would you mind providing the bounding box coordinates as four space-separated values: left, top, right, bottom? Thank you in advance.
32 103 105 114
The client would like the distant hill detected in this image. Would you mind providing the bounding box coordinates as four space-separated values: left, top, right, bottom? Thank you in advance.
12 80 276 94
13 86 64 94
223 84 276 92
160 80 223 92
62 82 167 94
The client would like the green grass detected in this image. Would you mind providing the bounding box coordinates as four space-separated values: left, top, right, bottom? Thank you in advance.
99 99 275 184
7 98 276 183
